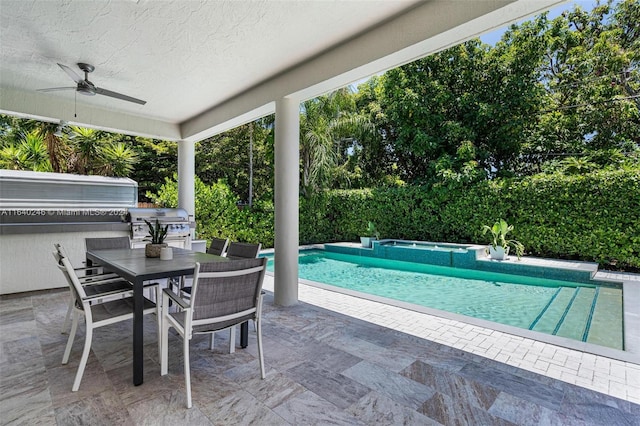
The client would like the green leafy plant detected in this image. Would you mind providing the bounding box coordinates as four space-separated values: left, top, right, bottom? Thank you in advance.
482 219 524 259
144 219 168 244
366 221 380 239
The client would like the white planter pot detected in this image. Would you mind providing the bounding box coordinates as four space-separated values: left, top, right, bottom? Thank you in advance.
489 245 509 260
360 236 376 248
145 243 168 258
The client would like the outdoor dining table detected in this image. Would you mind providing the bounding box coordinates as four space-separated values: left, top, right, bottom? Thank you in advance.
86 247 249 386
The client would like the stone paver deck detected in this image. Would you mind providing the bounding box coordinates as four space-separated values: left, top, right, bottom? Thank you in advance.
263 274 640 404
2 280 639 424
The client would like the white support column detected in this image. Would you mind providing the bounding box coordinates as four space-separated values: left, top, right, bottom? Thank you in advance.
177 140 196 237
274 97 300 306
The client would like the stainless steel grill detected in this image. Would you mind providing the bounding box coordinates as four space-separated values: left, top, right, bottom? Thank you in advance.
126 207 191 248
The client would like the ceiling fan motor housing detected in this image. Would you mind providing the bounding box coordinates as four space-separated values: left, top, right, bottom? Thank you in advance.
77 63 95 73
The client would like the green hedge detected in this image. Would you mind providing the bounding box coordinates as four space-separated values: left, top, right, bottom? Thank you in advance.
300 169 640 269
153 170 639 269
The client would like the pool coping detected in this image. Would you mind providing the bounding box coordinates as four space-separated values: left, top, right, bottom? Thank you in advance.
294 276 639 365
262 244 640 365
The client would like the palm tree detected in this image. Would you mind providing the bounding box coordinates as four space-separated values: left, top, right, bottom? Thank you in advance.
100 142 138 176
19 131 52 171
300 87 374 197
0 131 51 171
68 126 105 174
0 144 28 170
38 121 68 173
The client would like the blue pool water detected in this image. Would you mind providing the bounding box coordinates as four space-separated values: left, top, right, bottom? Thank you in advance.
264 250 623 350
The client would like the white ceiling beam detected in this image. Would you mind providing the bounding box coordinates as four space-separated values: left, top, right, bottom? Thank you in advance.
0 87 181 140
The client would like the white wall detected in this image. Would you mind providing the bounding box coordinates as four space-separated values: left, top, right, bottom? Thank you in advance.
0 230 129 295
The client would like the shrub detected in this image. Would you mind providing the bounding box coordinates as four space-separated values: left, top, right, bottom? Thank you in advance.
300 169 640 269
150 169 640 269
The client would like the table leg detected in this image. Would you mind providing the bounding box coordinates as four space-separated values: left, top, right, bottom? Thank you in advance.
133 280 144 386
240 321 248 348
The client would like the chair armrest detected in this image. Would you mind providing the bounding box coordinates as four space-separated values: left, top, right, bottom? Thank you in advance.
79 273 119 283
162 288 190 310
82 288 133 302
75 265 107 275
82 277 132 288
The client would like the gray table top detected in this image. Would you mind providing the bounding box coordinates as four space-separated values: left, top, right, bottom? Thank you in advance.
86 247 230 283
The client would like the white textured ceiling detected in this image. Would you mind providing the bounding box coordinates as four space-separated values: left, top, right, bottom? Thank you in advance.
1 0 416 122
0 0 565 141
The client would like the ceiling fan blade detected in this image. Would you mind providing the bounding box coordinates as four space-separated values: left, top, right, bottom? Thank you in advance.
95 87 146 105
57 63 83 84
37 86 76 92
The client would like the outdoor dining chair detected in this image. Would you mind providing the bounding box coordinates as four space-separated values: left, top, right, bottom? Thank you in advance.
225 241 261 259
181 240 261 348
170 237 229 298
207 237 229 256
55 244 130 334
178 237 230 297
85 237 161 302
160 257 267 408
54 250 160 392
85 236 132 251
84 236 132 274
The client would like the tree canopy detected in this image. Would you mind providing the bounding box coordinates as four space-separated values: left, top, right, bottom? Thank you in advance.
1 0 638 197
355 0 639 185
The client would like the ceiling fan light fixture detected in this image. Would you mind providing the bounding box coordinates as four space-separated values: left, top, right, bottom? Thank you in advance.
76 86 95 96
54 120 72 138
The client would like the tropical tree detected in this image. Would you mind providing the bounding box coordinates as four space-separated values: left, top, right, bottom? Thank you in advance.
0 131 51 171
127 137 177 202
101 142 138 177
360 0 639 183
19 131 51 171
38 121 68 173
66 127 103 174
0 144 28 170
371 35 545 182
529 0 640 157
196 118 273 203
300 87 374 196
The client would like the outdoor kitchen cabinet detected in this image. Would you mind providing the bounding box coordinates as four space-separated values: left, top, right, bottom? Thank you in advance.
0 170 136 295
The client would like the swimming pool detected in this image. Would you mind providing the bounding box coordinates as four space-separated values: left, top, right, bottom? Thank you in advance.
264 249 624 350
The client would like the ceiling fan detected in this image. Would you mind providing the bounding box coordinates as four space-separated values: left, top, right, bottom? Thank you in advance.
38 63 146 105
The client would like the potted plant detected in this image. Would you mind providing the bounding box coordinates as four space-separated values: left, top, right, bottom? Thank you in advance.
144 219 169 258
360 221 380 248
481 218 524 260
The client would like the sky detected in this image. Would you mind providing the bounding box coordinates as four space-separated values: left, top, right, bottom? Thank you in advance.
350 1 603 89
479 0 598 46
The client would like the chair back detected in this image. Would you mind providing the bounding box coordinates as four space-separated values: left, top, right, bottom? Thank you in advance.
85 237 131 251
52 250 88 309
54 244 78 268
207 237 229 256
188 258 267 332
226 242 261 259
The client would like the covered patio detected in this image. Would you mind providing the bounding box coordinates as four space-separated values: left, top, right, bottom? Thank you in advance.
2 1 639 424
1 0 568 306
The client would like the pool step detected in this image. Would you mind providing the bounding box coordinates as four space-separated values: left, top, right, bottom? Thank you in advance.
530 287 601 343
585 287 624 350
529 287 576 334
554 287 596 341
